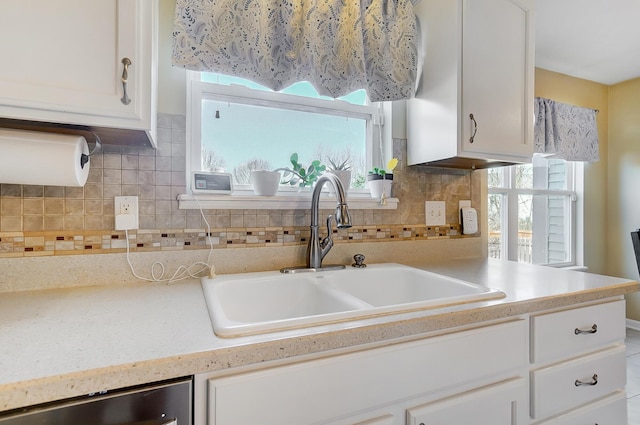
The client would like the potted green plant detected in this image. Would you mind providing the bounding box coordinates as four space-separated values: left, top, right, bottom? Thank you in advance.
326 158 352 194
276 153 326 188
367 158 398 198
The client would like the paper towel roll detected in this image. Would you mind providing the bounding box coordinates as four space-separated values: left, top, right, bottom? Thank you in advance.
0 128 90 187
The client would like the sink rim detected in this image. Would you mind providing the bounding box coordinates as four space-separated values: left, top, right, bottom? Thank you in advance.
201 263 506 338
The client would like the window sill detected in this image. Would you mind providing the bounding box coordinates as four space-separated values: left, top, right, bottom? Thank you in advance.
177 193 398 210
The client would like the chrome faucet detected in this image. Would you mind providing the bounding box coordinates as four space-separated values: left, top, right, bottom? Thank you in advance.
282 173 352 272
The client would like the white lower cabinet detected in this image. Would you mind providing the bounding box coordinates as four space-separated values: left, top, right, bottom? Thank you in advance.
203 320 526 425
529 299 627 423
406 378 528 425
196 297 628 425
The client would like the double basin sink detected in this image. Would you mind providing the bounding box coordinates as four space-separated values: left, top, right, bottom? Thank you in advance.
201 263 505 337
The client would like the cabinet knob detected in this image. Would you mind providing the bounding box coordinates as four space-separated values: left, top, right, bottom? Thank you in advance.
469 114 478 143
574 324 597 335
120 57 132 105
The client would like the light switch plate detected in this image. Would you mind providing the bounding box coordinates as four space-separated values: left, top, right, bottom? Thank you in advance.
425 201 446 225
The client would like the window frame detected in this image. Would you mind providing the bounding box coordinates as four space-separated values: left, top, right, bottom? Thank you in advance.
488 160 581 267
184 71 392 202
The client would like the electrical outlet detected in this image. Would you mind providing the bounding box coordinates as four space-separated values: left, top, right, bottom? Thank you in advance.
114 196 139 230
425 201 446 225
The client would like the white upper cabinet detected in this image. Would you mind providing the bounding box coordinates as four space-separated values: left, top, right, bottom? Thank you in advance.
407 0 534 169
0 1 157 146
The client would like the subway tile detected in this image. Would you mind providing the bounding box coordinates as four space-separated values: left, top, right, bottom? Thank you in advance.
122 169 138 185
23 199 44 215
139 155 155 171
139 170 156 186
65 199 84 215
122 185 139 197
87 166 103 183
103 185 123 199
23 185 44 198
1 184 22 197
1 216 22 232
155 171 172 186
44 199 64 215
44 186 64 198
84 183 104 199
65 187 85 199
85 200 103 215
43 216 63 231
103 153 123 169
156 156 172 171
122 154 139 170
139 200 155 215
155 185 172 200
23 216 44 232
1 198 22 216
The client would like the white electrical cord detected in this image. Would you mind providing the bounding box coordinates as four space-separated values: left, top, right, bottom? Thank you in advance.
124 195 216 283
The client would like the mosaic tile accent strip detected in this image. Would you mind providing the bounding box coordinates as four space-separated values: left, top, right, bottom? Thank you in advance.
0 224 476 258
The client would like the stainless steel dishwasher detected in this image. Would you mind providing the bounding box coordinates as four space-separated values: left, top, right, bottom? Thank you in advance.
0 377 192 425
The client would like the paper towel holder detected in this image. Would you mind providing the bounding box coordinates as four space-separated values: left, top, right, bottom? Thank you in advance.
80 130 102 169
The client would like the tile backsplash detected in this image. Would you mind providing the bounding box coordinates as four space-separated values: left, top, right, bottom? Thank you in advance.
0 113 481 258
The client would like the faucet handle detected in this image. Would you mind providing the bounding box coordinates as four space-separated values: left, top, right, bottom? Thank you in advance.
352 253 367 268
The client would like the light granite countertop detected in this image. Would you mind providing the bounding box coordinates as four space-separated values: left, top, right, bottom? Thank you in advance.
0 258 637 412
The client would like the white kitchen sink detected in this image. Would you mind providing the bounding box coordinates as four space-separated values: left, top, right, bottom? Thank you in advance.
201 263 505 337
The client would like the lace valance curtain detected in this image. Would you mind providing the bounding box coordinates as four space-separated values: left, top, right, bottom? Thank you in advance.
534 97 600 162
172 0 418 102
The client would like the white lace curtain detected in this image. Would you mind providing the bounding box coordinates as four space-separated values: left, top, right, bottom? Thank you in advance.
172 0 418 102
534 97 600 162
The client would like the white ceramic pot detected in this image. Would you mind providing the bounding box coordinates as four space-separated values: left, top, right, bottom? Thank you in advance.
251 170 281 196
366 174 393 198
328 170 352 194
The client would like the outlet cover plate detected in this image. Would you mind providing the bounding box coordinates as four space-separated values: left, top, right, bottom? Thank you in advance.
425 201 446 225
114 196 139 230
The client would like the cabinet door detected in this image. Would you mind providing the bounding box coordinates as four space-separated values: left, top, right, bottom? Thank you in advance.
407 378 528 425
0 0 154 133
461 0 533 160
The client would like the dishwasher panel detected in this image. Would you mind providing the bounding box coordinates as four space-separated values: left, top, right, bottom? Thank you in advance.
0 377 192 425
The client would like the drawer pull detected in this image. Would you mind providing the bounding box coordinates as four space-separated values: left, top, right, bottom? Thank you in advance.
574 373 598 386
120 57 132 105
469 114 478 143
574 324 597 335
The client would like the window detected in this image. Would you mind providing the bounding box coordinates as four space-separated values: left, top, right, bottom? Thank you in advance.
488 155 582 266
186 72 388 195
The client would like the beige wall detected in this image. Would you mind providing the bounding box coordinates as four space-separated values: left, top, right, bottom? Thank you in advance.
608 78 640 318
534 68 609 274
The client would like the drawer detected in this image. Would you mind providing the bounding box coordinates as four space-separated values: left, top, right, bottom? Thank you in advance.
531 345 626 419
208 320 527 425
407 378 528 425
537 390 627 424
530 300 625 363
